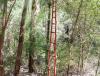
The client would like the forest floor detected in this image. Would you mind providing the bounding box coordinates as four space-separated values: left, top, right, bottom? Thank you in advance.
6 57 100 76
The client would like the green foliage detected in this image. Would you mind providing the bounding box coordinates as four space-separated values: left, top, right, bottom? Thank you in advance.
0 0 100 75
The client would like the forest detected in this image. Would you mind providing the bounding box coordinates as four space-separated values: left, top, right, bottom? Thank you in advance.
0 0 100 76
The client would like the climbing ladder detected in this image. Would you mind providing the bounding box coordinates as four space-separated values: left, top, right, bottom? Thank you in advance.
48 0 57 76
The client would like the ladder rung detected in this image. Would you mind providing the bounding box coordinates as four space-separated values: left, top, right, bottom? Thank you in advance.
52 23 56 24
50 42 56 44
52 14 56 16
51 28 55 30
53 16 56 18
52 16 56 18
53 42 56 44
52 15 56 17
52 26 56 28
52 18 56 20
52 11 56 12
52 25 56 27
51 32 55 33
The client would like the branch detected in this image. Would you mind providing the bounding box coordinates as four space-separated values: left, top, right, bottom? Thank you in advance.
6 0 16 25
71 0 84 37
74 0 83 26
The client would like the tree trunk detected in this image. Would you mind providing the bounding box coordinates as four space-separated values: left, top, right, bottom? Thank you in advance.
28 55 34 73
0 0 7 75
44 1 51 76
77 53 80 76
95 54 100 76
14 0 28 76
0 29 5 76
66 43 71 76
80 44 84 76
0 0 16 75
67 64 70 76
28 0 36 73
71 0 83 40
28 22 36 73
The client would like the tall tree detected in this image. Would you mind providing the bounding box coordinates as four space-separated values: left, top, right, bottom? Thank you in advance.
28 0 36 73
0 0 16 75
43 0 51 76
14 0 28 75
0 1 7 75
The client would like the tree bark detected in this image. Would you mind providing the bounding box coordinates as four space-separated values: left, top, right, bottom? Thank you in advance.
27 0 36 73
43 0 51 76
14 0 28 76
0 0 16 75
0 1 7 76
80 44 84 76
95 54 100 76
71 0 83 40
28 21 36 73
